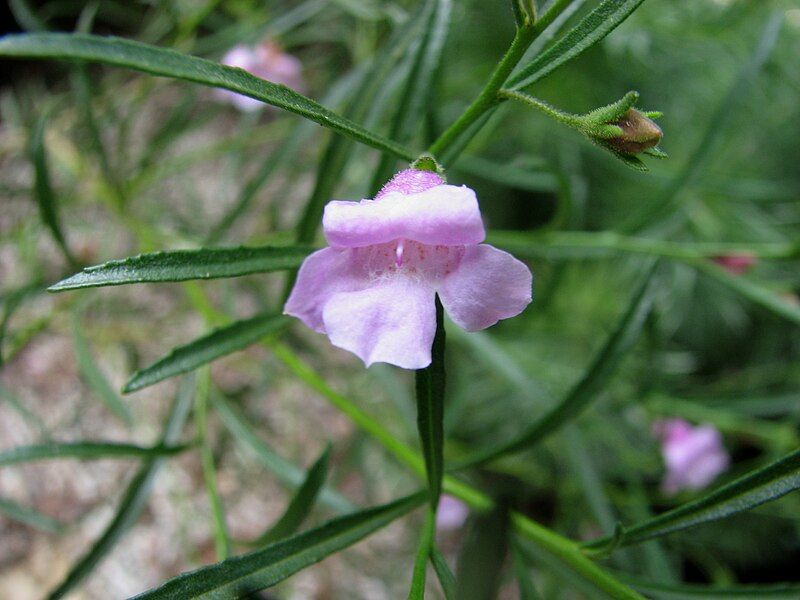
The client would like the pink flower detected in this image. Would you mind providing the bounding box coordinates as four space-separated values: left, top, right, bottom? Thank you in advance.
654 418 730 495
436 494 469 530
284 169 533 369
217 41 305 111
712 253 757 275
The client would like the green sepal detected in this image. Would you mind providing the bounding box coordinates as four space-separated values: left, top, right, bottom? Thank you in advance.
644 146 668 159
411 154 445 178
584 91 640 125
511 0 536 28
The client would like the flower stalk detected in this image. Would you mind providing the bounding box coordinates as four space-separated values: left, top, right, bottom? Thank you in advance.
500 89 665 167
427 0 575 164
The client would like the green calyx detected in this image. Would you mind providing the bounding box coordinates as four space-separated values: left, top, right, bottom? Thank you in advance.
410 154 446 178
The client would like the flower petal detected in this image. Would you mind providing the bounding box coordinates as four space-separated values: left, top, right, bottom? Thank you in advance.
322 278 436 369
375 169 444 199
438 244 532 331
284 248 367 333
323 185 485 248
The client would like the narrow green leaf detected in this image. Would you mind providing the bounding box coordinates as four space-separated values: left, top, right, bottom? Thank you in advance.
195 368 230 560
72 314 133 425
415 297 446 506
212 394 354 514
511 540 543 600
8 0 48 32
693 259 800 328
0 495 64 533
455 504 509 600
490 230 800 327
47 377 194 600
271 341 493 512
0 281 41 367
123 313 289 393
562 427 618 540
0 381 49 437
292 5 428 246
488 230 797 262
29 112 78 267
622 578 800 600
247 444 332 546
508 0 648 90
369 0 452 192
583 448 800 550
0 33 415 159
456 262 658 469
620 482 675 582
519 0 589 61
408 508 436 599
511 0 527 28
0 441 188 466
49 246 314 292
132 492 425 599
430 546 457 600
514 531 645 600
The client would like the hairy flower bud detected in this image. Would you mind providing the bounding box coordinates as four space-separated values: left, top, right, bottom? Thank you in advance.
605 108 663 154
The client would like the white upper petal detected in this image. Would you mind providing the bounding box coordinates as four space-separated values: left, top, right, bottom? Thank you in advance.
323 185 485 248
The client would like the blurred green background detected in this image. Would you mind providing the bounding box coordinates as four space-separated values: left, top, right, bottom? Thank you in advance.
0 0 799 598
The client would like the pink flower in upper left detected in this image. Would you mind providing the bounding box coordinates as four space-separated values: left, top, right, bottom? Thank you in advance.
284 169 533 369
217 41 305 112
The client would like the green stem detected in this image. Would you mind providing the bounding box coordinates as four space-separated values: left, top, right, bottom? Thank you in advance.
499 89 584 127
408 508 436 599
107 166 642 600
415 297 446 507
172 288 638 598
268 338 639 600
427 24 535 161
270 340 491 511
195 366 230 559
488 230 799 262
513 514 646 600
426 0 575 162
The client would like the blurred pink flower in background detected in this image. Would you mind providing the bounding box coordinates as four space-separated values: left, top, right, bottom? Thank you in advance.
284 169 533 369
712 253 757 275
436 494 469 530
216 41 305 111
654 418 730 495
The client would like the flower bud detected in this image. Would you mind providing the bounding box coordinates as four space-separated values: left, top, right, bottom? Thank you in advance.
712 253 757 275
605 108 663 154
